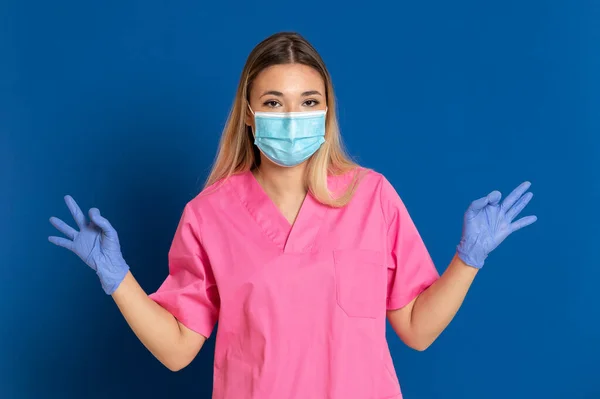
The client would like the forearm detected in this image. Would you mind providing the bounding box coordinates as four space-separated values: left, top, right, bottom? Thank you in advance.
409 253 478 348
111 271 203 370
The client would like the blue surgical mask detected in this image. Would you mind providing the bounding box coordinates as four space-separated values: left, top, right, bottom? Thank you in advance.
251 108 327 167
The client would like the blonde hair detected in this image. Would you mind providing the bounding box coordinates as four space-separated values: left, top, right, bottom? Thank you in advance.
204 32 365 207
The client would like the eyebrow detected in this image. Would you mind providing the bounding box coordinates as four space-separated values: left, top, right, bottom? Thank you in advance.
260 90 323 98
301 90 322 97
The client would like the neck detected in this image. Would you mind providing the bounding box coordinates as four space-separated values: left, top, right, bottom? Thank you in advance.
254 162 308 200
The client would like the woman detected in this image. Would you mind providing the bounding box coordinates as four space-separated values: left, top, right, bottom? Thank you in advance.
48 31 537 398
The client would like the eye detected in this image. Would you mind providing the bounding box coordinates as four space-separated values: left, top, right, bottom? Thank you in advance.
303 99 320 107
263 100 281 108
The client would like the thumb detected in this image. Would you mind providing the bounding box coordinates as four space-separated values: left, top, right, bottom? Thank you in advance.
468 190 501 211
487 190 502 205
88 208 117 238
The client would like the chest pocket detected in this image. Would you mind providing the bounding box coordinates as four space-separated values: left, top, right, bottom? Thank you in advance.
333 249 387 319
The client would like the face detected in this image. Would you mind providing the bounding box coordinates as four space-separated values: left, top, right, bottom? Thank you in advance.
246 63 327 125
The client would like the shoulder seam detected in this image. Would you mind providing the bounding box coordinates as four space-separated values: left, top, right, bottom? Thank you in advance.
378 174 389 228
183 202 206 253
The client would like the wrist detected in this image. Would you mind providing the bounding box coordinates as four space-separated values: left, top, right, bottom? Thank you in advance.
452 252 481 273
456 247 485 269
98 261 130 295
456 238 486 269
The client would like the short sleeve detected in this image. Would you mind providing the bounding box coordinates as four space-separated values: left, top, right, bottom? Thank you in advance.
148 204 220 338
380 176 440 310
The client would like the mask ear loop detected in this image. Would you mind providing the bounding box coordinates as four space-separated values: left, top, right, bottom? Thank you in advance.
246 103 256 137
246 103 263 169
246 103 258 142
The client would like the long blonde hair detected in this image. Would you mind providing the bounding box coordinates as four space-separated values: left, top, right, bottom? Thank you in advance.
204 32 365 207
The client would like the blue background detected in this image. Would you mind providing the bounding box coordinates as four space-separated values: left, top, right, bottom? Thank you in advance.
2 0 598 398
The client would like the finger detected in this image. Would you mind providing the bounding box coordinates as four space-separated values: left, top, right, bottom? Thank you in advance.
469 196 489 211
88 208 116 238
501 181 531 213
509 215 537 233
64 195 86 229
48 236 74 250
505 192 533 222
469 190 501 211
49 216 77 239
487 190 502 205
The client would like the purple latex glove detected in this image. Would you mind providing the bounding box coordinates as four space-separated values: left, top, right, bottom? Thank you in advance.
48 195 129 294
456 181 537 269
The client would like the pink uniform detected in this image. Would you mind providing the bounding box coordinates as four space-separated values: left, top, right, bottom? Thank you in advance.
149 168 440 398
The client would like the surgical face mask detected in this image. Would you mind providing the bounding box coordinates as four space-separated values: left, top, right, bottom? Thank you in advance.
250 108 327 167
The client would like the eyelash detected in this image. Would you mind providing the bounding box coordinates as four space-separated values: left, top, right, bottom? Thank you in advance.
263 99 320 108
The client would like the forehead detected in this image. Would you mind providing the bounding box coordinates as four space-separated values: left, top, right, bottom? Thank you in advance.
252 64 325 93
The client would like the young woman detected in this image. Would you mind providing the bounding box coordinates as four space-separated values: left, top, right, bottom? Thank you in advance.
48 31 537 398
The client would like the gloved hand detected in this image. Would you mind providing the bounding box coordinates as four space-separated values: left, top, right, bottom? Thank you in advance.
48 195 130 295
457 181 537 269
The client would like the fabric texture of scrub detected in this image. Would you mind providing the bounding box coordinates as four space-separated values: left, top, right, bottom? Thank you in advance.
149 168 440 399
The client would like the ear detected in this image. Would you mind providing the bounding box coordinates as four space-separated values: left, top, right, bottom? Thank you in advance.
245 112 253 128
244 104 254 128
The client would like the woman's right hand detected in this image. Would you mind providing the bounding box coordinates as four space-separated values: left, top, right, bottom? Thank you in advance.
49 195 130 295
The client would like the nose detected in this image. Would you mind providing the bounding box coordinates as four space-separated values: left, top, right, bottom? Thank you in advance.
281 104 302 113
288 104 303 113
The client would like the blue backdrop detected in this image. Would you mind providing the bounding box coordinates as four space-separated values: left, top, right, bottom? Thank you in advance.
2 1 598 398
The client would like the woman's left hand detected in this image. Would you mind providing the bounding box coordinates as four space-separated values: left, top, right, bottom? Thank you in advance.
456 181 537 269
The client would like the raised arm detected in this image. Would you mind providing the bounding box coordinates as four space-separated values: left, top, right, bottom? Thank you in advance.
49 195 207 371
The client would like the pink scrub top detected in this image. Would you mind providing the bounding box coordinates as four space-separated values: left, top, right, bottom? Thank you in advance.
149 168 440 399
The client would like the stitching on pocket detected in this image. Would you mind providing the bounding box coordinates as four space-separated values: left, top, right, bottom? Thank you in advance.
333 249 384 318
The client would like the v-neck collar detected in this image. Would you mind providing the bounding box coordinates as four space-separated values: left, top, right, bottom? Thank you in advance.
231 170 328 254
